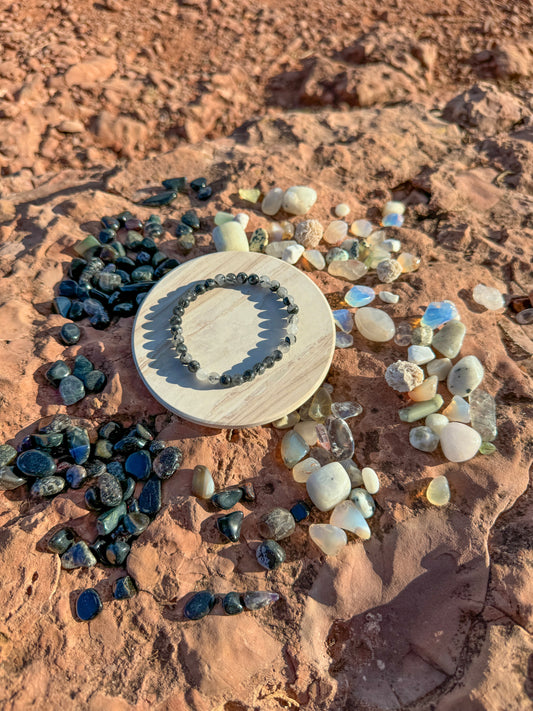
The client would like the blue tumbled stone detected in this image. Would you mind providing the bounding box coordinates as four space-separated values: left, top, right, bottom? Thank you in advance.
76 588 103 621
344 285 375 308
53 296 72 317
382 213 404 227
184 590 216 620
421 300 460 329
59 375 85 405
125 450 152 481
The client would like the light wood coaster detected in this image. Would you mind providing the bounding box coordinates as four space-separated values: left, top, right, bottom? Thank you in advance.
132 251 335 428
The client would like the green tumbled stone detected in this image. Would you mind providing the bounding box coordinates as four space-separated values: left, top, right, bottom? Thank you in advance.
96 502 127 536
479 442 497 455
399 395 444 423
74 235 101 257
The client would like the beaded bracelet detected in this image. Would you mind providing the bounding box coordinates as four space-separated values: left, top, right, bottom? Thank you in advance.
169 272 299 387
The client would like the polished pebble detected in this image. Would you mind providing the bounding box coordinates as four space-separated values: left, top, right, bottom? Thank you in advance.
379 291 399 304
282 243 305 264
409 426 440 452
281 430 309 468
411 324 433 346
421 301 460 328
432 320 466 359
59 375 85 405
336 332 354 348
340 459 363 487
67 426 90 464
282 186 317 215
328 259 368 281
212 222 249 252
217 510 244 542
256 539 286 570
408 345 435 365
192 465 215 499
153 446 182 479
76 588 103 621
324 220 348 244
427 357 453 381
303 249 326 270
355 307 396 342
17 449 56 477
306 462 351 512
66 464 87 489
123 512 150 536
290 500 311 522
294 420 319 446
106 540 130 565
31 476 64 497
243 591 279 610
47 528 75 554
345 285 375 308
61 541 97 569
259 507 295 540
211 488 243 509
223 591 245 615
98 472 124 507
349 488 376 518
326 417 354 460
350 219 373 237
96 502 127 536
443 396 470 423
0 444 17 466
114 576 137 600
362 467 379 494
440 422 482 462
83 370 107 392
426 475 451 506
331 401 362 419
469 389 497 442
473 284 505 310
292 457 320 483
332 309 353 333
60 322 81 345
399 395 444 422
408 376 438 402
262 187 284 215
184 591 216 620
335 203 350 217
309 524 347 555
125 450 152 481
447 355 484 397
330 500 371 540
425 413 449 435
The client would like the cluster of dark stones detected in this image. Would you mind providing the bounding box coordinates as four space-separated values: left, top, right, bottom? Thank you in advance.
184 589 279 620
0 414 183 621
46 354 107 406
141 176 212 208
53 211 180 331
175 208 202 253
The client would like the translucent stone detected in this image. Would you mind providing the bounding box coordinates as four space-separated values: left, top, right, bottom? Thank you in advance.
385 361 424 392
426 475 450 506
349 488 376 518
331 401 362 419
425 413 449 435
326 247 349 264
367 231 386 247
399 395 444 422
272 412 300 429
408 345 435 365
306 462 352 511
265 240 296 258
259 275 271 287
382 213 404 227
332 309 353 333
282 186 317 215
362 467 379 494
469 389 497 442
376 259 403 284
395 252 420 273
409 426 439 452
303 250 326 270
382 238 402 252
447 355 484 397
293 457 321 483
287 320 299 336
473 284 505 311
516 308 533 324
282 244 305 264
328 259 368 281
324 220 349 244
208 372 220 385
330 500 371 540
281 430 309 468
278 341 290 354
326 417 354 460
191 465 215 499
214 211 234 225
379 291 399 304
350 219 373 237
239 188 261 203
277 287 288 298
411 324 433 346
383 200 405 216
355 307 396 342
195 368 209 383
421 301 460 328
315 423 331 450
427 357 453 381
309 387 332 423
335 203 350 218
365 248 393 269
442 396 470 423
340 459 363 486
309 524 348 555
268 221 284 241
480 442 497 455
281 221 294 239
432 321 466 359
212 222 249 252
345 285 375 307
394 321 413 347
408 375 439 402
262 187 284 215
294 420 319 446
439 422 482 462
336 332 354 348
180 352 193 364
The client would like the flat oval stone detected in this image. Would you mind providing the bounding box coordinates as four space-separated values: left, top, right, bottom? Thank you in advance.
184 591 216 620
256 540 286 570
447 355 484 397
309 524 347 555
61 541 97 569
355 307 395 342
326 417 354 460
440 422 482 462
409 426 440 452
138 476 161 515
262 187 284 215
330 500 371 540
96 502 127 536
0 465 26 490
212 222 249 252
114 576 137 600
331 402 363 420
243 591 279 610
217 510 244 542
362 467 379 494
98 472 124 507
17 449 56 478
426 475 451 506
31 475 64 497
67 426 90 464
408 345 435 365
281 430 309 468
432 320 466 359
469 389 497 442
259 508 295 541
306 462 351 512
223 591 245 615
125 450 152 481
66 465 87 489
302 249 326 270
211 488 243 509
282 186 317 215
153 446 182 479
349 488 376 518
76 588 103 621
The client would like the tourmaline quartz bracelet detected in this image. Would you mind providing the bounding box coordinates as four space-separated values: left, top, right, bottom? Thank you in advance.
169 272 299 387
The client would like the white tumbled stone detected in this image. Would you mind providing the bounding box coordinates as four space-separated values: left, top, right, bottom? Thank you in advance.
473 284 505 311
408 345 435 365
442 395 470 423
306 462 351 512
324 220 349 244
262 187 284 216
282 243 305 264
362 467 379 494
335 203 351 218
349 488 376 519
282 186 317 215
379 291 399 304
292 457 321 483
233 212 249 229
309 524 347 555
447 355 484 397
425 413 449 435
355 307 396 342
427 357 453 381
212 222 249 252
265 240 297 258
303 249 326 270
439 422 482 462
330 500 371 540
383 200 405 216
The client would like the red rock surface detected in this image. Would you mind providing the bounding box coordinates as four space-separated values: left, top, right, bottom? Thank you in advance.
1 2 533 709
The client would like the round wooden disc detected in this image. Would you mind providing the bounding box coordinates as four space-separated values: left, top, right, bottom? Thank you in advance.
132 251 335 428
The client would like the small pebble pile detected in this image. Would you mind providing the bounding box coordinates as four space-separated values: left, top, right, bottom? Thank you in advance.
46 354 107 406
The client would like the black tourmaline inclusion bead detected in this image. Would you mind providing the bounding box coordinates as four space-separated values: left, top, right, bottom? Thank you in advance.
204 278 216 290
187 361 200 373
248 274 259 285
236 272 248 284
270 280 280 292
194 283 206 295
243 370 255 382
287 304 299 314
263 356 275 369
272 349 283 361
220 374 232 387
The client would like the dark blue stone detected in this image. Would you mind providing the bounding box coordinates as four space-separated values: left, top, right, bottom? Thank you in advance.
151 251 167 268
216 511 244 542
122 512 150 536
47 528 75 554
16 449 56 477
31 476 65 497
76 588 103 621
184 590 216 620
84 486 104 511
65 465 87 489
90 538 110 565
127 498 140 513
114 576 137 600
59 375 85 405
138 476 161 516
99 228 116 244
116 210 134 226
53 296 71 317
60 322 81 346
101 216 120 230
61 541 96 569
197 186 212 200
112 301 135 317
135 250 152 266
141 190 177 206
96 502 127 536
148 440 166 455
106 460 125 480
190 177 207 192
256 540 286 570
290 500 311 523
67 426 90 464
68 301 85 321
175 222 192 237
90 311 111 329
181 210 200 229
72 355 94 379
69 258 87 280
45 360 71 387
162 177 187 192
83 370 107 392
115 256 137 273
120 281 154 297
211 488 243 510
105 540 130 565
222 592 244 615
30 432 63 450
154 258 180 280
125 450 151 481
58 279 80 297
98 472 123 507
113 435 147 455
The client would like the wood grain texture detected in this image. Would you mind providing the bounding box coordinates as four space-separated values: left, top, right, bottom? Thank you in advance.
132 251 335 428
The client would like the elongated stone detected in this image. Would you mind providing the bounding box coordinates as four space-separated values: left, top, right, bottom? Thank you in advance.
440 422 482 462
211 488 243 509
306 462 351 512
362 467 379 494
243 591 279 610
469 389 497 442
328 259 368 281
309 524 347 555
184 591 216 620
282 186 317 215
409 426 439 452
138 476 161 515
379 290 399 304
331 402 362 420
256 540 286 570
349 488 376 518
385 361 424 392
67 426 90 464
31 476 64 497
153 446 182 479
425 413 449 435
332 309 353 333
259 508 295 540
408 375 439 402
281 430 309 468
330 500 371 539
16 449 56 478
191 465 215 499
141 190 177 206
355 307 395 342
326 417 354 460
47 528 75 554
426 475 451 506
421 301 459 328
302 249 325 270
0 466 26 490
212 222 249 252
432 320 466 359
443 395 470 423
399 395 444 422
96 502 126 536
447 356 484 397
98 472 124 507
427 357 453 381
61 541 96 569
308 387 332 423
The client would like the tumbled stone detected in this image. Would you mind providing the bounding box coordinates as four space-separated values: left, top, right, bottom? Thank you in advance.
331 402 362 419
123 512 150 536
385 361 424 393
114 576 137 600
349 488 376 518
408 345 435 365
17 449 56 478
125 450 152 481
47 528 75 554
340 459 363 486
330 500 371 540
65 465 87 489
98 472 124 507
184 591 216 620
335 203 350 217
282 243 305 264
217 510 244 542
256 540 286 570
326 247 349 264
60 322 81 346
362 467 379 494
95 439 113 459
240 482 256 502
191 465 215 499
84 486 104 511
396 252 420 272
480 442 497 455
355 307 395 342
243 591 279 610
290 500 311 522
306 462 351 512
516 308 533 324
326 417 354 460
427 357 453 381
409 426 440 452
336 332 353 348
31 432 63 449
411 324 433 346
378 290 399 304
294 219 323 248
61 541 97 569
324 221 348 245
59 375 85 405
67 426 90 464
259 507 295 541
443 395 470 423
309 524 347 555
96 502 127 536
376 259 402 283
409 375 438 402
272 412 300 429
223 592 244 615
328 259 368 281
292 457 320 483
83 370 107 393
281 430 309 468
447 355 484 397
0 444 17 466
265 240 297 258
399 395 444 422
72 354 93 379
469 389 497 442
153 446 182 479
106 540 131 566
211 488 243 509
302 249 326 270
262 187 284 215
425 413 449 435
136 477 160 516
426 475 451 506
421 301 460 328
249 227 269 253
212 222 249 252
45 360 71 386
383 200 405 216
432 321 466 359
76 588 103 621
350 219 373 237
440 422 482 462
294 420 319 446
308 387 332 423
282 186 317 215
345 285 375 307
238 187 260 203
0 466 26 490
473 284 505 311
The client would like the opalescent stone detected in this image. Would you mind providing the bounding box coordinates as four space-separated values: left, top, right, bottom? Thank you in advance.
309 524 347 555
306 462 351 512
332 309 353 333
409 426 439 452
469 389 497 442
473 284 505 311
442 396 470 423
331 401 362 419
397 252 420 273
362 467 379 494
355 307 395 342
326 417 354 460
382 213 404 227
345 285 375 308
292 457 320 483
335 203 350 218
281 430 309 468
303 250 326 270
324 221 348 244
447 355 484 397
330 500 371 540
349 488 376 518
242 591 279 610
350 219 373 237
432 320 466 359
259 507 295 540
212 222 249 252
328 259 368 281
439 422 482 462
399 395 444 422
421 301 460 328
426 475 451 506
336 333 353 348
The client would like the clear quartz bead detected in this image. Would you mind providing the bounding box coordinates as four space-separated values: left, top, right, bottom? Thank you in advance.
286 334 297 345
196 368 209 383
208 372 221 385
278 341 291 354
214 274 226 286
287 321 299 335
277 287 288 298
180 353 193 364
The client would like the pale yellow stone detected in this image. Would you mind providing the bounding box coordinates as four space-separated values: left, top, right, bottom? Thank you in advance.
214 211 234 226
282 186 317 215
335 203 350 218
292 457 321 483
294 420 319 446
262 187 284 215
239 188 261 203
324 220 349 245
272 411 300 429
309 524 347 555
362 467 379 494
302 250 326 270
308 387 332 423
442 396 470 423
265 240 296 258
212 222 249 252
397 252 420 273
327 259 368 281
409 375 439 402
425 413 449 435
426 475 450 506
